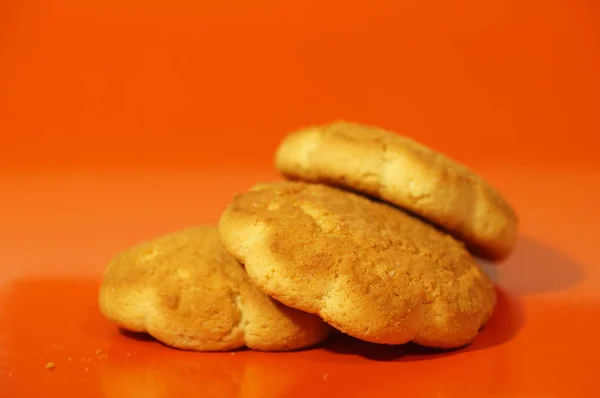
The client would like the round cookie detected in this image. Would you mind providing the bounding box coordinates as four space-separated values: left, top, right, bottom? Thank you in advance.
274 121 518 261
98 225 332 351
218 181 497 348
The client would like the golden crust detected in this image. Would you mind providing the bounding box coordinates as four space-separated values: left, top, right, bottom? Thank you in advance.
218 182 496 348
98 225 332 351
274 121 518 261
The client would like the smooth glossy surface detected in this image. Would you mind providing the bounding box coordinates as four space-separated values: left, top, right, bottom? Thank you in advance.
1 0 599 396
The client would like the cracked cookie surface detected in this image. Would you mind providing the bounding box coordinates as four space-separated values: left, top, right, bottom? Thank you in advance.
218 182 496 348
98 225 332 351
274 120 518 261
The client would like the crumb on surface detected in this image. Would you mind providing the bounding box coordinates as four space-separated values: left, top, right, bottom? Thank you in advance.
67 357 72 362
46 362 55 370
125 352 131 357
8 372 12 377
323 373 329 380
95 349 108 359
85 368 89 372
230 352 235 356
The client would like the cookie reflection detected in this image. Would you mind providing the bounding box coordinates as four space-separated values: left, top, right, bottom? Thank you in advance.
100 348 307 398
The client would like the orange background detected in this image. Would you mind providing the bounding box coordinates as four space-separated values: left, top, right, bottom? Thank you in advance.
1 1 600 397
1 0 599 170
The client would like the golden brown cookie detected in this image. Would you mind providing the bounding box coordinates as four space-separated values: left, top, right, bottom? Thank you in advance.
274 120 518 261
218 181 496 348
98 225 332 351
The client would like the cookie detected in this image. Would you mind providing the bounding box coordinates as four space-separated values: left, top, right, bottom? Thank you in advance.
98 225 332 351
274 120 518 261
218 181 496 348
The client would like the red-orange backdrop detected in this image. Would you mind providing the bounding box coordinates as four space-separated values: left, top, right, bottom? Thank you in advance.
1 0 599 170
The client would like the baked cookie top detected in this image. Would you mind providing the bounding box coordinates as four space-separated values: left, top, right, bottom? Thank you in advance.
219 181 496 348
274 120 518 261
98 225 332 351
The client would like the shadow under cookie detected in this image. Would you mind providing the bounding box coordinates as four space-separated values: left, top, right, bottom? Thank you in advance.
480 235 584 295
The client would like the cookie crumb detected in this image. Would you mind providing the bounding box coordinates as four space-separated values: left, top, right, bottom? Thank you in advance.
323 373 329 380
45 362 55 370
85 368 89 372
8 372 12 377
230 352 235 356
95 349 108 359
67 357 72 362
125 352 131 357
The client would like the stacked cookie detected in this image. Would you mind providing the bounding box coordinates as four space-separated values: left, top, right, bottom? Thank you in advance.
99 121 518 352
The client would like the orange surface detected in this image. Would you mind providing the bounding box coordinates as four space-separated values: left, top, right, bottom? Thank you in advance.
1 0 600 397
